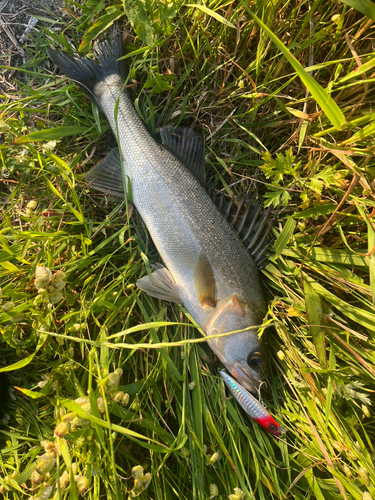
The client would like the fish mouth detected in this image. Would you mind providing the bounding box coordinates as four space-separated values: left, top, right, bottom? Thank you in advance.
231 364 262 393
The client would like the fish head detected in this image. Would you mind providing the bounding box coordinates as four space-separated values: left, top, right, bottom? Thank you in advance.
205 294 264 393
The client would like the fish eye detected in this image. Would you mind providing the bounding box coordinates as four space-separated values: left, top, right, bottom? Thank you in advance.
269 424 278 434
247 352 262 369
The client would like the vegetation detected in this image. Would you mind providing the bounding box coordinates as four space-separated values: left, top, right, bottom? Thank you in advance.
1 0 375 498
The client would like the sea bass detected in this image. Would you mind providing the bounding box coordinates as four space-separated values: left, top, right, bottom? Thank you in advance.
47 25 270 394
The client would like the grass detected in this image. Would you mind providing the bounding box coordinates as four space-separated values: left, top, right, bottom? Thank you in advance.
1 0 375 498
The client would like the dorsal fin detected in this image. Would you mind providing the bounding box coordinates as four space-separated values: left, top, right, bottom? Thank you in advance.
160 126 205 186
210 191 275 268
84 147 126 198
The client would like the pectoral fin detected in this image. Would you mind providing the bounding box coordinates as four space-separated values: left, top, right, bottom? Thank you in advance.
137 265 181 303
193 252 216 309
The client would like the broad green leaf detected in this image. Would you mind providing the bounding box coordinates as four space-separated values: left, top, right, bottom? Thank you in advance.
122 0 155 47
13 462 38 486
273 217 296 259
15 387 45 399
339 0 375 21
263 188 291 208
78 7 123 52
187 4 236 28
241 2 346 130
0 261 19 271
13 126 88 144
293 204 337 219
304 280 326 367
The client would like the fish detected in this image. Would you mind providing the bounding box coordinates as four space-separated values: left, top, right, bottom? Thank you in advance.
219 370 284 436
47 24 273 395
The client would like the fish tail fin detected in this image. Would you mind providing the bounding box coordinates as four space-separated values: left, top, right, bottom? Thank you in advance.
47 23 126 104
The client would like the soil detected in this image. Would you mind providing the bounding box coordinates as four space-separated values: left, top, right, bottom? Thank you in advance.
0 0 65 92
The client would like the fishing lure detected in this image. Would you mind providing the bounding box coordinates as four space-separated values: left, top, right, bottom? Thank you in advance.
219 370 284 436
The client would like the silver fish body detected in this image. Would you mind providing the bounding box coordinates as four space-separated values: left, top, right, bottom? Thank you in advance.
47 25 267 392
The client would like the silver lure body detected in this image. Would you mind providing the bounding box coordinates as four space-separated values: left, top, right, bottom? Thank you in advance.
47 26 267 391
219 370 283 436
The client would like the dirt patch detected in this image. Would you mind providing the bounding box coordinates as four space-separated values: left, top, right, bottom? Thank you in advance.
0 0 65 92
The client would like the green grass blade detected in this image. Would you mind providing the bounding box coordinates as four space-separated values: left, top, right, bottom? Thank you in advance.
61 399 170 452
241 2 346 130
305 276 375 330
272 217 296 259
187 4 236 28
13 126 89 144
355 202 375 305
325 345 336 430
78 7 123 52
338 56 375 83
284 247 368 268
303 279 326 367
339 0 375 21
0 333 47 372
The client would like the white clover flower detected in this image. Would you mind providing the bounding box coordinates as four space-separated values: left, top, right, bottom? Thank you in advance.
48 291 63 304
75 475 89 494
59 470 70 490
35 452 55 475
54 421 68 437
2 301 15 312
35 266 53 288
209 484 219 498
26 200 37 210
132 465 144 478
